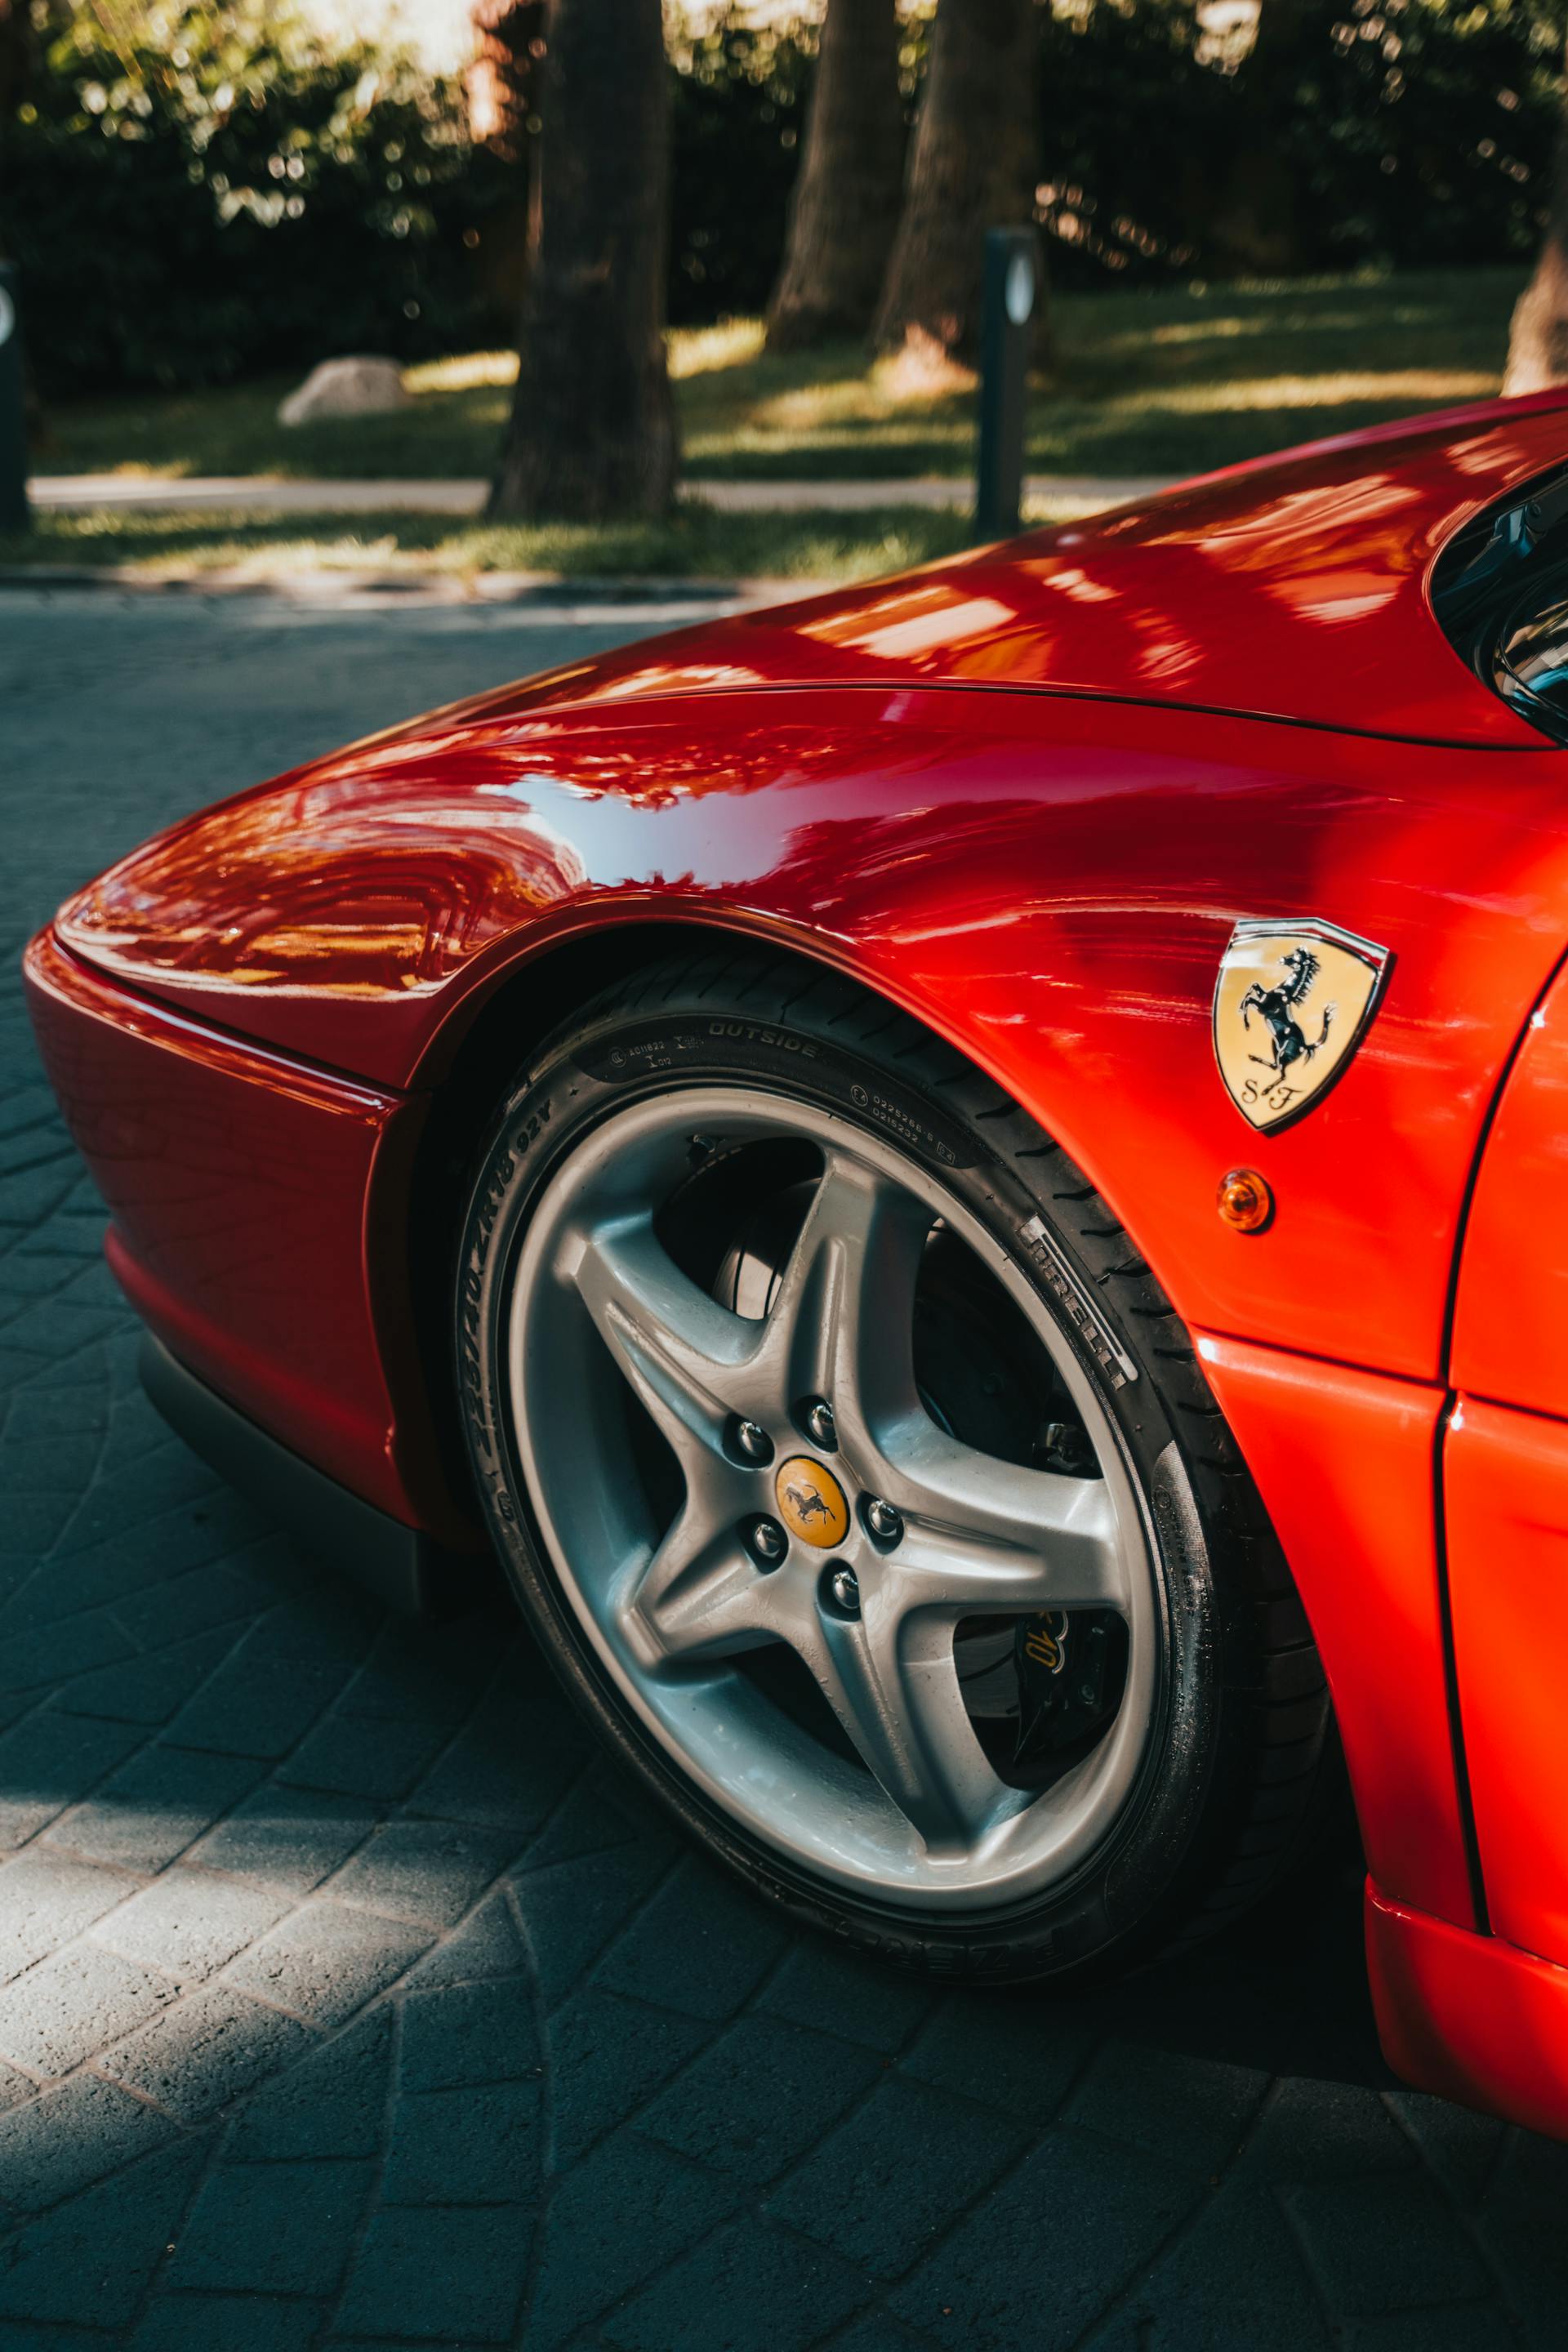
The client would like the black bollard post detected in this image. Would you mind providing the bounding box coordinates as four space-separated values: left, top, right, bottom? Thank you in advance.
973 227 1040 545
0 261 28 535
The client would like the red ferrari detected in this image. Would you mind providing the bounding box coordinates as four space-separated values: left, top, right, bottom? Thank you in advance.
27 393 1568 2141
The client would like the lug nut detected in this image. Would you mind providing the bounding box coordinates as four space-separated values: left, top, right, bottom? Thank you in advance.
746 1517 787 1568
733 1418 773 1465
864 1497 903 1546
803 1397 837 1451
827 1565 860 1617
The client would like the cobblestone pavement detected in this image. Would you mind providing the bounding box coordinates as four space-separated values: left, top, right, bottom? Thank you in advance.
3 586 1567 2352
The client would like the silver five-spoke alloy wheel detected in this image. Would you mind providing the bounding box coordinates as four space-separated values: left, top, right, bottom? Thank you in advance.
506 1087 1159 1912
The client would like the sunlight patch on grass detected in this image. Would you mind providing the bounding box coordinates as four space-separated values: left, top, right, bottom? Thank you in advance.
1129 367 1500 414
0 502 972 586
33 265 1525 494
404 350 517 394
668 318 768 378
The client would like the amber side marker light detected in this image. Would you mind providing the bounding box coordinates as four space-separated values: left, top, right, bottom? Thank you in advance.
1218 1167 1274 1234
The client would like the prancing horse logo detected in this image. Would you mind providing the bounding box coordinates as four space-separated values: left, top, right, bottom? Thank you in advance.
1213 919 1392 1134
773 1455 851 1549
1239 946 1337 1079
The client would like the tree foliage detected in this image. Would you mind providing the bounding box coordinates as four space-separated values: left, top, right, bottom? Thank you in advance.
2 0 1564 398
0 0 517 390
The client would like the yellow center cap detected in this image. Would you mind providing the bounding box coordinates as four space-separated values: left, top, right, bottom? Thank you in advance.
773 1456 850 1550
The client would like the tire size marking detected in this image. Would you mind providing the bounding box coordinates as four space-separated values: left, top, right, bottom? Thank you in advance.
574 1018 978 1171
1018 1214 1138 1390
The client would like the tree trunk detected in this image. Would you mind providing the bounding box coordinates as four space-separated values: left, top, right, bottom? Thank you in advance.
871 0 1044 368
764 0 904 354
489 0 677 520
465 0 545 326
0 0 33 123
1205 0 1324 278
1504 39 1568 395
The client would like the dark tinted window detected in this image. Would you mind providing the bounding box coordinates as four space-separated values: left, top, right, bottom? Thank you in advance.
1431 463 1568 745
1499 592 1568 719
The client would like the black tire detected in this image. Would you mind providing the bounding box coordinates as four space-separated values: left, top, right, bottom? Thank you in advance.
455 949 1333 1983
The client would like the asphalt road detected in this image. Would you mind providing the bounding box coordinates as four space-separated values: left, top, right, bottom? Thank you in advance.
2 584 1565 2351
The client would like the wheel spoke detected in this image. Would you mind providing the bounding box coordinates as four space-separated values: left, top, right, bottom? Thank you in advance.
621 1508 778 1667
806 1597 1008 1857
759 1148 929 1432
877 1423 1129 1614
563 1209 755 1464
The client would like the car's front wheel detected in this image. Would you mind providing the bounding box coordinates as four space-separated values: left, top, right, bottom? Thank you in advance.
456 952 1330 1980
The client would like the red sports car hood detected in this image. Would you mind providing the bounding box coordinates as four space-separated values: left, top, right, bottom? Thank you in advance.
439 391 1568 751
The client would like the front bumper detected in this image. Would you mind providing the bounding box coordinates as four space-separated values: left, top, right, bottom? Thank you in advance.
23 923 474 1562
140 1331 483 1616
1368 1882 1568 2141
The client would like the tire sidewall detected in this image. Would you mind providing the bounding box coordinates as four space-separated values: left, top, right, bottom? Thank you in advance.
458 988 1243 1981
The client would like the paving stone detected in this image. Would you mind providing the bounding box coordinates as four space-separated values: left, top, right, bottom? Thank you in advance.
0 2071 180 2211
546 1989 715 2167
524 2131 743 2348
1062 2039 1268 2174
47 1742 266 1873
0 2139 206 2328
407 1673 586 1834
1385 2090 1510 2207
167 2157 373 2295
0 2063 33 2115
1084 2163 1334 2352
400 1976 541 2093
642 2012 885 2185
50 1626 238 1728
606 2213 873 2352
0 1610 132 1699
226 1896 434 2027
225 2007 393 2166
127 2297 325 2352
164 1650 354 1759
92 1868 293 1984
759 1940 936 2056
1284 2172 1492 2317
324 1815 518 1927
276 1709 454 1802
0 1708 145 1847
404 1886 528 1989
334 2203 533 2343
1344 2311 1521 2351
769 2074 1030 2280
0 1941 178 2076
514 1842 672 2012
889 2125 1189 2349
98 1984 317 2121
1249 2074 1417 2181
185 1779 379 1893
382 2078 543 2206
900 1993 1094 2123
590 1857 786 2021
0 1851 140 1983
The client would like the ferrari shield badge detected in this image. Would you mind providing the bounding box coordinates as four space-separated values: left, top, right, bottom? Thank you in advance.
1213 919 1392 1134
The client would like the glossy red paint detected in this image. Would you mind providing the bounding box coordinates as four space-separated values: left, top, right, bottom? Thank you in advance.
21 929 459 1539
49 688 1568 1388
1194 1334 1465 1927
28 395 1568 2139
1452 951 1568 1419
1367 1884 1568 2142
227 390 1568 756
1445 1397 1568 1964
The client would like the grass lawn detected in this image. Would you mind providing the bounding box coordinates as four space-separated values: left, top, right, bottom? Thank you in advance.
34 266 1523 489
0 502 972 585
